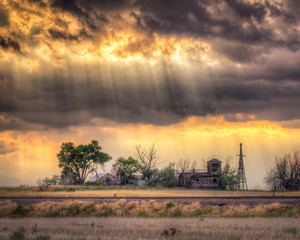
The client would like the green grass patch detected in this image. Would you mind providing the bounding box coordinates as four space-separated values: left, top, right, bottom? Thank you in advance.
193 206 213 216
166 201 174 210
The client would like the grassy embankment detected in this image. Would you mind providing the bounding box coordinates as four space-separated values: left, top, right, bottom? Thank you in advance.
1 186 300 197
0 217 300 240
1 199 300 218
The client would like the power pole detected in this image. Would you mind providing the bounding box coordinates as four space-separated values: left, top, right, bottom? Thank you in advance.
237 143 248 190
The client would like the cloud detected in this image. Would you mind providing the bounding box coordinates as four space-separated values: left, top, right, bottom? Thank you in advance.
0 35 21 53
0 140 17 155
28 0 47 8
134 0 300 59
0 0 299 131
0 6 10 27
0 57 299 131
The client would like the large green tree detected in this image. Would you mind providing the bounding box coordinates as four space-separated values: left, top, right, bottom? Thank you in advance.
57 140 112 185
112 156 140 185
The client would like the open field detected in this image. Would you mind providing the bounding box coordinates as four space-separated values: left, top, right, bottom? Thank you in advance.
1 186 300 198
1 217 300 240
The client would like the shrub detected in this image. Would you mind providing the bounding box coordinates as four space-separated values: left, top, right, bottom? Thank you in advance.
147 163 178 187
13 204 29 217
166 201 174 210
171 207 182 217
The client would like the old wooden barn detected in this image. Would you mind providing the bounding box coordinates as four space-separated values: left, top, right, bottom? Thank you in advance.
178 159 222 189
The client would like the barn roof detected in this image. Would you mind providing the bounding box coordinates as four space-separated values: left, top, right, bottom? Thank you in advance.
88 173 115 182
207 158 222 163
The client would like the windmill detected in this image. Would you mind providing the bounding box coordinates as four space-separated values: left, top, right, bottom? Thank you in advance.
237 143 248 190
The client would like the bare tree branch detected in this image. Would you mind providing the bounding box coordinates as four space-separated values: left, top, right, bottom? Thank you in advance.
176 158 190 172
134 144 160 180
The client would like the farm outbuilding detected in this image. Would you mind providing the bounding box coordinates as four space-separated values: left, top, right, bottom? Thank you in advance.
178 159 222 189
87 173 120 186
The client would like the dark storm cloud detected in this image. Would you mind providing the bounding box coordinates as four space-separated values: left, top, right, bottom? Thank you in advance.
48 28 79 41
226 0 267 22
1 59 300 131
45 0 300 63
0 0 300 130
49 0 132 31
50 0 133 14
210 83 300 102
132 0 300 61
27 0 47 8
0 140 17 155
0 6 10 27
0 36 21 53
134 0 270 40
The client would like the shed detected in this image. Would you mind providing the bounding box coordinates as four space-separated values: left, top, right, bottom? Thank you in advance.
87 173 120 186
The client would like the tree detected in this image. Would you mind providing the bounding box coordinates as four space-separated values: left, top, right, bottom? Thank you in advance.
265 152 300 191
57 140 112 185
147 163 178 188
42 175 60 186
134 144 160 181
36 174 61 191
176 158 190 172
112 157 140 185
216 157 240 190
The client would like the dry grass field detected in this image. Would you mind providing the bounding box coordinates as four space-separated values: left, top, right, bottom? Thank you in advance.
1 199 300 218
0 217 300 240
1 186 300 198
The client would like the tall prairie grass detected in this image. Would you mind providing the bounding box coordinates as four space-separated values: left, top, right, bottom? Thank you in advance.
0 217 299 240
0 200 299 218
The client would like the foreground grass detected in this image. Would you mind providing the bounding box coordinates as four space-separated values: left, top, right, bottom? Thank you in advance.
0 217 300 240
1 186 299 197
1 199 300 218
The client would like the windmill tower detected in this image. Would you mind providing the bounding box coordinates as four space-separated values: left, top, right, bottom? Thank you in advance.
237 143 248 190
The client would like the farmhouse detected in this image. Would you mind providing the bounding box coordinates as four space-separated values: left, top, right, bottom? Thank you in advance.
87 173 120 186
178 159 222 189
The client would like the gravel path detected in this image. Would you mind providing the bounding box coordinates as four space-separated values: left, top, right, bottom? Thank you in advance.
1 196 299 207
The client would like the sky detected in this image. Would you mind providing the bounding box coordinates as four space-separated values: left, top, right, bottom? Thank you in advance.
0 0 299 188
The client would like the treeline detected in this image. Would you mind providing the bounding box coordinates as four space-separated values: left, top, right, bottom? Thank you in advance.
37 140 300 191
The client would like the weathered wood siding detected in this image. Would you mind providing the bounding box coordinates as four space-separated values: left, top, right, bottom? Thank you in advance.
179 173 219 189
98 174 120 186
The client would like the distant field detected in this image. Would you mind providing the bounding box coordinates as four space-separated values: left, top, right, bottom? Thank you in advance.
1 217 300 240
0 186 299 197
